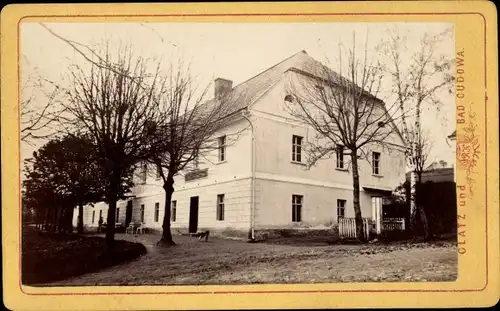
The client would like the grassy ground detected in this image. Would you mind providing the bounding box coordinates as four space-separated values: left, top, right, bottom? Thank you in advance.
46 233 458 286
22 226 147 285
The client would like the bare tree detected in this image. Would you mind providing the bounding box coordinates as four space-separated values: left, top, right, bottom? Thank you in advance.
20 70 63 144
56 43 168 249
380 28 454 239
149 63 244 246
285 34 403 241
410 126 433 183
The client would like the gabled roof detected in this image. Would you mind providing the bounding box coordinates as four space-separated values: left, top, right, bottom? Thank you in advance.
203 50 405 145
200 50 314 116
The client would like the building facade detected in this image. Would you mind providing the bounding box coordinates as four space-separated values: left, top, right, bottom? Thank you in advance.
74 51 407 239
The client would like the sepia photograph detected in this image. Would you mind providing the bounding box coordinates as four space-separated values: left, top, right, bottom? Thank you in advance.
18 20 460 287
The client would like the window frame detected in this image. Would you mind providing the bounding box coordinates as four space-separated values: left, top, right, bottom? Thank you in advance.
216 194 225 221
171 200 177 222
154 203 160 222
292 194 303 222
337 199 346 221
372 151 381 175
156 165 162 180
292 135 303 163
336 144 345 169
140 204 145 223
218 136 226 162
141 162 147 184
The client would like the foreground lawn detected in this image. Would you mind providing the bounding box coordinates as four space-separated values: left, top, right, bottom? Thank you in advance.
46 233 457 286
22 226 147 285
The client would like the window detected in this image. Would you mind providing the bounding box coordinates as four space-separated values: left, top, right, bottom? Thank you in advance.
141 162 147 184
336 144 344 169
92 210 95 224
292 195 303 222
216 194 225 221
156 166 161 180
337 199 346 221
140 204 145 223
193 153 199 169
154 203 160 222
292 135 303 162
171 201 177 222
372 152 381 175
116 208 120 222
218 136 226 162
284 94 295 103
99 210 102 220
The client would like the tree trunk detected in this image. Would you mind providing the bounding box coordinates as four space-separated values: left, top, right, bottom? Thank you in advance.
51 207 57 232
351 151 365 242
57 204 64 233
77 203 84 234
43 207 49 231
105 173 120 250
409 171 418 236
159 174 176 246
419 205 430 241
409 172 430 239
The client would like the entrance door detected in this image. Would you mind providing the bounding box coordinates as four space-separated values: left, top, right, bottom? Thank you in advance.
189 196 199 233
125 201 133 226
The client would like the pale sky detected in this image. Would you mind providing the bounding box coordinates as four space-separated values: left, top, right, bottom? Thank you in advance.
20 22 456 169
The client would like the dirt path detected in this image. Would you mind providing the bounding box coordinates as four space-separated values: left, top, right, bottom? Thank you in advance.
46 233 457 286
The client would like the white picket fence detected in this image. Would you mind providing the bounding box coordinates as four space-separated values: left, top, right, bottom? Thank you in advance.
338 217 406 239
382 217 405 231
338 217 371 240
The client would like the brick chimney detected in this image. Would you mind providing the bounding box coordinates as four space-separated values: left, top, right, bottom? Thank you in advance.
214 78 233 99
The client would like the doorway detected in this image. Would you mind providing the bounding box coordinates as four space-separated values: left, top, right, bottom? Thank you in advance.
125 201 133 226
189 196 199 233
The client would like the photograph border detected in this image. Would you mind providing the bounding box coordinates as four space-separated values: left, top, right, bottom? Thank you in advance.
2 1 498 309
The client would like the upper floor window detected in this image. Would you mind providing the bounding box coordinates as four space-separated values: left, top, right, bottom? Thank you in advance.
337 199 346 221
336 144 344 169
92 210 95 224
284 94 295 103
292 135 303 163
193 152 200 169
116 208 120 222
292 194 303 222
372 152 381 175
218 136 226 162
216 194 225 221
156 165 162 180
141 162 147 184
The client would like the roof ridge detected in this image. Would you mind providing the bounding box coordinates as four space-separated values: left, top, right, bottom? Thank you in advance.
231 50 308 90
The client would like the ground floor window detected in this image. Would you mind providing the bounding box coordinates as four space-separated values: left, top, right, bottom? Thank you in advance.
92 210 95 224
337 199 346 221
154 203 160 222
140 204 145 223
292 195 303 222
216 194 225 221
171 200 177 222
116 208 120 223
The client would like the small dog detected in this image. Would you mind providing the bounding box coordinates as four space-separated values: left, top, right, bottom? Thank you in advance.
193 230 210 242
